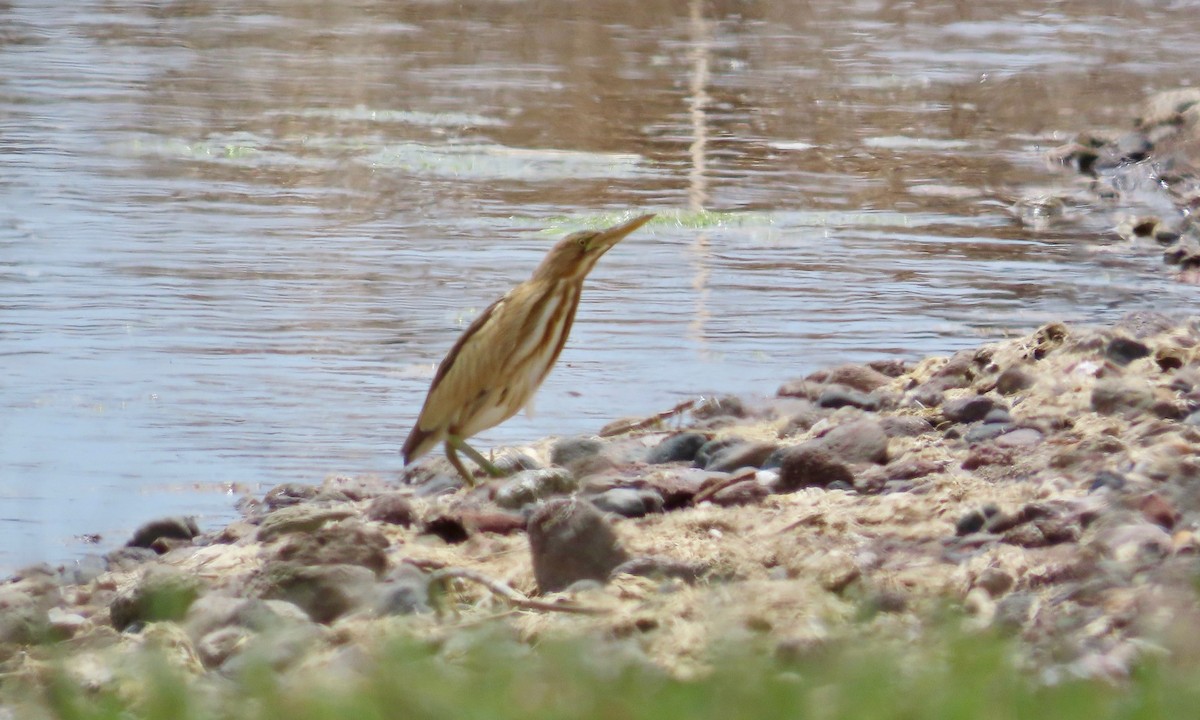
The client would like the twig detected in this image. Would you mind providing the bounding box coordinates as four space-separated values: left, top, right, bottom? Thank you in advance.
599 399 699 437
427 568 608 615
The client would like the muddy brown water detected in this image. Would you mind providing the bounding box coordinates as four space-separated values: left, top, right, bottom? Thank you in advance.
2 0 1198 570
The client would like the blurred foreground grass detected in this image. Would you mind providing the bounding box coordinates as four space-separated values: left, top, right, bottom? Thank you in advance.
7 625 1199 720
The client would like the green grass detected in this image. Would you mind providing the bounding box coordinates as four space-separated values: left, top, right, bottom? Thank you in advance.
7 625 1199 720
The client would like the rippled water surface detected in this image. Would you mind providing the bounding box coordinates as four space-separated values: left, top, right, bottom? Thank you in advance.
3 0 1199 570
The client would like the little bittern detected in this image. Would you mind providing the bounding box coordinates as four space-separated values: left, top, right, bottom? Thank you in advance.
402 213 655 484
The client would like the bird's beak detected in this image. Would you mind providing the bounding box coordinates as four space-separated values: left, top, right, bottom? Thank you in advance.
593 213 655 252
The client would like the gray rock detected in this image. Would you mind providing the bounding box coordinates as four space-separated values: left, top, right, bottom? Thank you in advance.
806 364 893 392
218 623 324 675
259 562 378 624
375 565 433 616
982 408 1012 424
128 516 200 550
589 488 664 518
706 441 779 472
995 366 1035 395
1105 336 1151 366
908 383 945 408
184 595 311 640
110 566 205 631
692 394 746 419
494 467 577 510
197 626 252 668
550 436 605 467
817 385 880 411
1091 378 1154 415
264 483 319 510
711 481 770 506
812 419 888 464
364 493 417 526
1090 470 1127 492
274 519 389 576
942 396 997 424
878 416 934 437
693 437 742 468
256 505 357 542
528 498 630 593
776 446 854 492
963 423 1015 444
646 432 708 464
995 428 1043 448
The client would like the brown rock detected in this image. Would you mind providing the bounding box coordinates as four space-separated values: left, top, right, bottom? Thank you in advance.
1139 493 1180 530
995 366 1035 394
259 562 377 624
274 520 389 576
777 446 854 491
994 428 1043 448
805 364 893 392
812 419 889 464
878 416 934 437
364 493 416 526
528 498 630 593
1091 378 1154 415
710 480 770 507
706 441 780 472
962 444 1015 470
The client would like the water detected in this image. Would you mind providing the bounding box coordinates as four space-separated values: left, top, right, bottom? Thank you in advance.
3 0 1198 571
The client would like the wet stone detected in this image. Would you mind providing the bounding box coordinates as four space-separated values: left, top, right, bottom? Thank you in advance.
128 516 200 550
1105 336 1152 366
996 366 1035 395
705 441 779 472
943 395 997 424
528 498 630 593
493 467 577 510
264 482 319 510
589 488 664 518
817 384 880 411
646 432 708 464
364 493 417 527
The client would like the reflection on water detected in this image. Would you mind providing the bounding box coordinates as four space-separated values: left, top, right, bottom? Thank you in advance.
3 0 1198 570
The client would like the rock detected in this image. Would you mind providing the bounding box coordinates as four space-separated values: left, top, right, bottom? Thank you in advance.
1098 523 1173 565
777 379 822 400
256 505 357 542
693 437 742 468
259 562 378 624
942 395 997 424
274 519 389 576
455 510 527 534
110 566 206 631
806 364 894 392
878 416 934 437
128 516 200 550
527 498 630 593
1139 493 1180 530
494 467 577 510
908 383 945 408
955 509 989 536
982 408 1012 424
264 483 319 510
550 436 606 468
710 481 769 506
643 468 713 508
812 419 889 464
589 488 664 518
364 493 417 526
705 441 779 472
976 568 1015 598
692 394 746 420
778 405 826 437
1115 311 1177 338
1105 336 1151 366
375 565 433 616
646 432 708 464
197 626 251 668
996 366 1035 394
420 516 470 544
964 423 1015 444
776 446 854 492
961 443 1015 470
817 385 880 411
1090 470 1127 492
995 428 1044 448
106 546 159 570
183 595 311 641
612 557 707 584
1091 378 1154 415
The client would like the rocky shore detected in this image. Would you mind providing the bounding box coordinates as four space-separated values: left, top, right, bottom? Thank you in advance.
4 89 1200 698
5 311 1200 692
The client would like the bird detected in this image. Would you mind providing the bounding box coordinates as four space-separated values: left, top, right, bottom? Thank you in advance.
402 213 655 485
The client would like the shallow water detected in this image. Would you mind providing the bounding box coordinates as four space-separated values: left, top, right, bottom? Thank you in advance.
2 0 1198 571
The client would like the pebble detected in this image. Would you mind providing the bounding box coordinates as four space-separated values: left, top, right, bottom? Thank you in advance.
982 408 1012 424
811 419 889 464
955 505 999 536
550 435 606 467
127 516 200 550
1091 378 1154 415
777 405 826 437
259 562 378 624
589 487 664 518
975 568 1015 598
1090 470 1127 492
693 437 743 468
264 483 319 510
817 384 880 411
878 415 934 437
527 498 630 593
1138 493 1179 530
274 519 389 576
455 510 527 535
493 467 577 510
256 505 357 542
942 395 997 424
1105 336 1151 366
364 493 417 526
692 394 746 420
375 565 433 616
963 423 1015 444
646 432 708 464
776 446 854 492
995 366 1035 394
805 363 894 392
994 428 1044 448
705 441 779 472
110 566 205 631
710 480 769 506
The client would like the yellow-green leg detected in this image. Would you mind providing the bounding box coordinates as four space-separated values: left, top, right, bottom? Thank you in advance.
445 435 505 485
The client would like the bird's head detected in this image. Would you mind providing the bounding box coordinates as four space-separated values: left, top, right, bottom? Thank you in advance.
532 214 655 283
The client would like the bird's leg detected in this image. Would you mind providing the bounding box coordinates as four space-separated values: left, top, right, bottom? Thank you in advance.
448 435 506 478
443 440 477 486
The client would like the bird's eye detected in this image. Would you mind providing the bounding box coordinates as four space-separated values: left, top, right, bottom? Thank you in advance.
577 237 589 250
